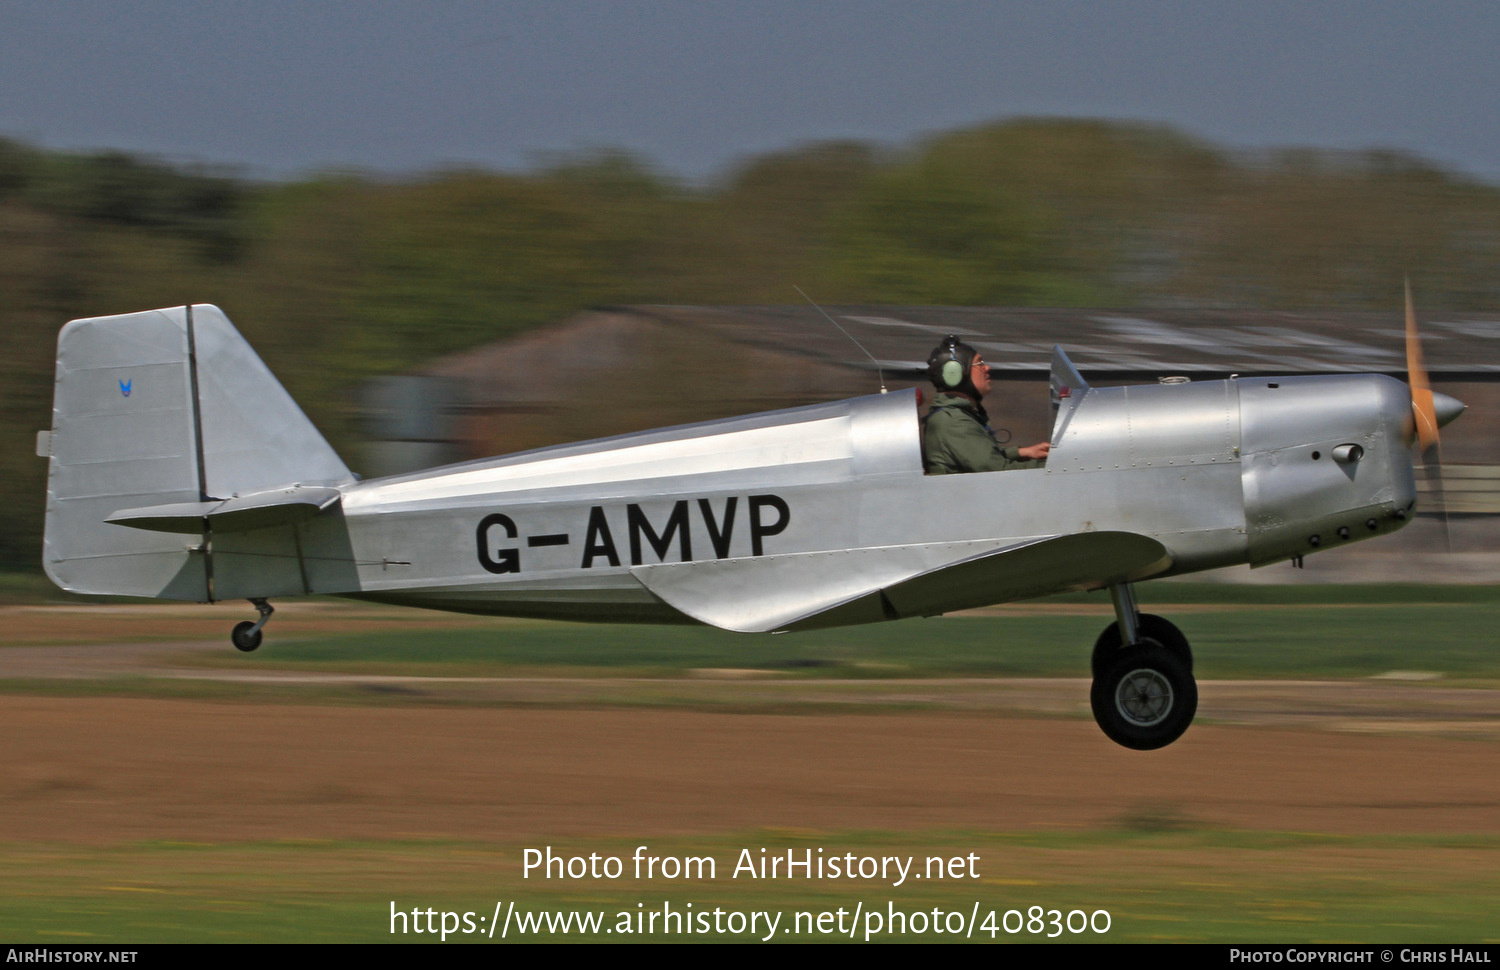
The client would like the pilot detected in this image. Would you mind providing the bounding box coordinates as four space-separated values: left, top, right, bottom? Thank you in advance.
923 335 1050 474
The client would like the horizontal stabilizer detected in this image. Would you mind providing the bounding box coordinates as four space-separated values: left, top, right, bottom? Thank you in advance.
106 485 342 534
631 531 1171 633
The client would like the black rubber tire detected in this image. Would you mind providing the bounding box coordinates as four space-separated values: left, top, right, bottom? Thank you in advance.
1090 641 1197 750
231 620 263 653
1091 613 1192 678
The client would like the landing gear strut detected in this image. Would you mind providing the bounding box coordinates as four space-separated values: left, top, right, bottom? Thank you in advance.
231 598 273 653
1089 583 1197 750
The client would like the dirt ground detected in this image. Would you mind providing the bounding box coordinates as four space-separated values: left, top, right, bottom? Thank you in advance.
2 696 1498 844
2 604 1496 846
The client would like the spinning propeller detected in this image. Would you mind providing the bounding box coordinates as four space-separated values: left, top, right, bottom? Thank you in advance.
1403 279 1466 548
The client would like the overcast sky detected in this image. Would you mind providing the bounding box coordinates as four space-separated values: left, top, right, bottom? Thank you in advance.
1 0 1496 183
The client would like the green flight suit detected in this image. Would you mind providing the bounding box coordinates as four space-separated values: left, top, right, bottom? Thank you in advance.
922 392 1046 475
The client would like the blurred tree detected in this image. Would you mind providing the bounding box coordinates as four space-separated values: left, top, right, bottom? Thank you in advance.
350 171 635 367
693 141 876 303
1173 149 1500 310
827 147 1094 305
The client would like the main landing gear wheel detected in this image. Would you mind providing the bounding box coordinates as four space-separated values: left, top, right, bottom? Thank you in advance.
1090 642 1197 750
231 621 262 653
1091 613 1192 678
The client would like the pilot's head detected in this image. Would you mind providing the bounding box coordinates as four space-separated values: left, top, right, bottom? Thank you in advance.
927 335 989 399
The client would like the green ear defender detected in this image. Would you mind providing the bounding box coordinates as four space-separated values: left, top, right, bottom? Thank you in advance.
927 334 978 392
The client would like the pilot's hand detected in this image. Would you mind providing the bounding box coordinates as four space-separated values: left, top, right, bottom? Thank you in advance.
1018 442 1051 461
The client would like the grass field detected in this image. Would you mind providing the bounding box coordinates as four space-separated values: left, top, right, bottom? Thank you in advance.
0 582 1497 944
172 586 1500 682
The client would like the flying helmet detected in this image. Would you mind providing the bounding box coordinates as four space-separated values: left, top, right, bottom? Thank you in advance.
927 334 981 396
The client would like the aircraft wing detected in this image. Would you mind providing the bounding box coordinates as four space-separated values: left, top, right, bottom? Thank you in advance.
630 531 1172 633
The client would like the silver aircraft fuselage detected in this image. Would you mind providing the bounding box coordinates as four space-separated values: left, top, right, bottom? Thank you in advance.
40 306 1421 635
327 373 1415 626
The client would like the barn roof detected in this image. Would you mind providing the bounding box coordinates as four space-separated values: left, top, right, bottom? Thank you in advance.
620 305 1500 381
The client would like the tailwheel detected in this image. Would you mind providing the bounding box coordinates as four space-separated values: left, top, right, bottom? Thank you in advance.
231 620 263 653
1090 641 1197 750
230 598 274 653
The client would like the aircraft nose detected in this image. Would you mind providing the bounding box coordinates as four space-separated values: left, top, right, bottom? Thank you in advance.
1432 392 1466 429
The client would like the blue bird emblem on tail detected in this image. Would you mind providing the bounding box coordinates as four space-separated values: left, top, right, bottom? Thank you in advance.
119 378 132 397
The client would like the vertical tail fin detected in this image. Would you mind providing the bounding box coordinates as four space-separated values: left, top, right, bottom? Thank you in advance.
42 305 353 599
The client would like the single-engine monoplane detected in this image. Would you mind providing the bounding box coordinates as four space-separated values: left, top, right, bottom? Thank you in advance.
37 297 1464 748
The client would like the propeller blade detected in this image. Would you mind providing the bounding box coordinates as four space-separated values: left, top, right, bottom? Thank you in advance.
1405 278 1440 452
1405 279 1451 550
